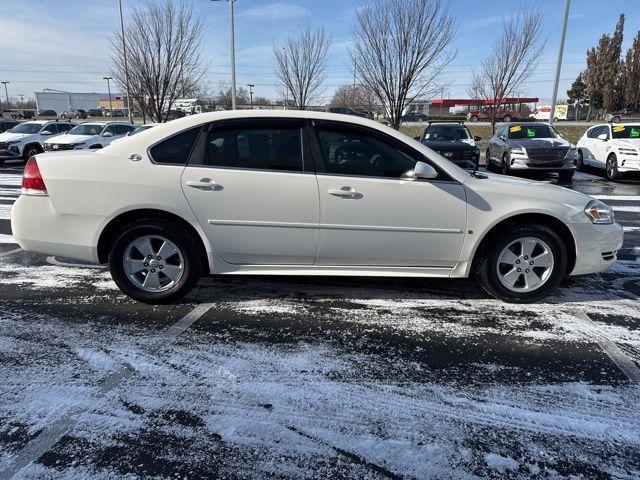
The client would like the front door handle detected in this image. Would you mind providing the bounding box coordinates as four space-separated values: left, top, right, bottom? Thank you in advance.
328 186 362 199
186 178 223 191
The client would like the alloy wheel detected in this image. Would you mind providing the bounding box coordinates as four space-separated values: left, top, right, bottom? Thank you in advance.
123 235 184 292
496 237 554 293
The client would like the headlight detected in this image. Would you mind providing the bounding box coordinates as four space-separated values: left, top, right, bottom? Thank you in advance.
567 146 578 158
510 146 526 155
584 200 614 225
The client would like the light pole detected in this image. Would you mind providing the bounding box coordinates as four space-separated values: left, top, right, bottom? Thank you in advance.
1 81 9 109
212 0 237 109
118 0 134 123
282 47 288 110
247 84 254 109
103 76 113 112
549 0 570 127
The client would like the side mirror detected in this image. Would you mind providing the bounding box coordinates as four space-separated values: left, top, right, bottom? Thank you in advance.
597 133 608 141
103 131 113 137
498 134 506 141
40 130 52 135
414 161 438 180
474 136 481 141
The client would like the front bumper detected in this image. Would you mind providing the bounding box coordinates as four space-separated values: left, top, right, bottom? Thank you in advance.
11 195 101 263
569 222 624 276
617 154 640 173
508 156 576 171
0 146 21 159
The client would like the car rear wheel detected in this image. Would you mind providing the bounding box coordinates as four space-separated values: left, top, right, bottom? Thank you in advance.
558 170 574 182
503 115 512 122
108 220 202 304
612 116 621 123
476 225 567 303
606 154 621 181
470 115 478 122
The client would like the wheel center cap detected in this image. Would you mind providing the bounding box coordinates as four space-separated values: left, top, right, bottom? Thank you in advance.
149 259 160 267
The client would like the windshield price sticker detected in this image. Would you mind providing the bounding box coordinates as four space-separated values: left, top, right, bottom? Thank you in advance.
613 125 625 133
509 126 521 133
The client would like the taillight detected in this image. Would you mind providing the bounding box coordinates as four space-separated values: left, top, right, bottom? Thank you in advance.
22 157 48 195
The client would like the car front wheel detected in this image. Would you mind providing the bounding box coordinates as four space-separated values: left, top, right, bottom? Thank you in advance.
606 154 621 181
501 153 511 175
476 225 567 303
109 220 202 304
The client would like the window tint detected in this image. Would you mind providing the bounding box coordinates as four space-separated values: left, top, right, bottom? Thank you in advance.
57 123 74 132
103 125 119 135
150 127 200 165
317 127 417 178
116 124 134 135
205 127 303 172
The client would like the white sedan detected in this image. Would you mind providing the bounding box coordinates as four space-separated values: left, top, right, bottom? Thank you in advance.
43 121 135 151
576 123 640 180
12 111 623 303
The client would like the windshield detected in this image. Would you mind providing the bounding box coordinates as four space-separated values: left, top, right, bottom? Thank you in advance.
508 124 558 139
424 125 471 141
612 125 640 139
68 124 103 136
9 123 43 134
130 125 154 136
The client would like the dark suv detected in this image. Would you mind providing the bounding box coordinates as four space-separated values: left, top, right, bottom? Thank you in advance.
418 121 481 169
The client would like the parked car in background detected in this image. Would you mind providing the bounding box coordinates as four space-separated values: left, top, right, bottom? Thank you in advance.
36 110 57 117
60 109 87 119
467 108 521 123
110 123 157 144
529 105 568 122
43 121 136 151
327 106 370 119
0 120 74 161
486 122 577 181
0 120 20 133
106 110 125 117
165 110 186 121
605 108 640 123
11 111 622 305
87 109 104 117
419 121 480 169
401 112 429 123
577 123 640 180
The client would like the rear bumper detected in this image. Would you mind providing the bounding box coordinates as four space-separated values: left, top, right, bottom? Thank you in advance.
569 222 624 276
11 195 101 263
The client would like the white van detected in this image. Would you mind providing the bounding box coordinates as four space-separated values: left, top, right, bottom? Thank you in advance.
530 105 568 122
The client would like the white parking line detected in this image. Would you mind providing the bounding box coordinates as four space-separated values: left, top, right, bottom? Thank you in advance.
623 226 640 232
612 206 640 213
0 302 215 479
592 195 640 201
570 309 640 383
0 247 22 258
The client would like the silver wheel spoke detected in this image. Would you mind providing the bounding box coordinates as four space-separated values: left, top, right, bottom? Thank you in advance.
161 264 182 281
157 241 179 259
502 268 521 288
500 249 519 266
521 238 537 258
524 270 541 289
125 258 146 274
533 251 552 267
134 238 154 258
143 272 161 289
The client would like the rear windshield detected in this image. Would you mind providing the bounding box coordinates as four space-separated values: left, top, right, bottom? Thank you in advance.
508 124 558 139
612 125 640 139
423 125 470 141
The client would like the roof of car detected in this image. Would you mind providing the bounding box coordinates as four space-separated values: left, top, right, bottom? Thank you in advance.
506 122 551 127
76 121 133 126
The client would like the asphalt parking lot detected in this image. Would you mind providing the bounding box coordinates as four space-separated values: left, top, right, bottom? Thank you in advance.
0 161 639 479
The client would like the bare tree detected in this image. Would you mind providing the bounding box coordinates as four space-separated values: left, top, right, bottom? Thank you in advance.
351 0 456 130
110 0 206 123
469 5 545 131
216 81 250 110
274 26 330 110
330 83 379 115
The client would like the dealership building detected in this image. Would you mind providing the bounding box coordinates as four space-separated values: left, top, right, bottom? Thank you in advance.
35 91 128 114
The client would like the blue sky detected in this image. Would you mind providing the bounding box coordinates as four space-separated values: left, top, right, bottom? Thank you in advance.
1 0 638 105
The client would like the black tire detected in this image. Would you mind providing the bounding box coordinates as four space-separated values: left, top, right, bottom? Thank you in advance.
612 116 621 123
558 170 574 182
503 115 512 123
470 115 478 122
475 225 567 303
501 152 511 175
605 154 621 181
485 149 494 170
89 144 103 149
22 143 43 160
576 150 585 171
108 219 202 304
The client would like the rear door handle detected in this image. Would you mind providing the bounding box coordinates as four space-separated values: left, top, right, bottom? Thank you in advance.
186 178 223 191
328 186 362 199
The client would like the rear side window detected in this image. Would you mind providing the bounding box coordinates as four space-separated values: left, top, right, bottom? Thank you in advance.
150 127 201 165
205 126 303 172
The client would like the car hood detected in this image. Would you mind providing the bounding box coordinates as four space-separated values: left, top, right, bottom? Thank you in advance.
423 140 477 151
509 138 571 149
613 138 640 149
44 134 97 144
0 132 33 142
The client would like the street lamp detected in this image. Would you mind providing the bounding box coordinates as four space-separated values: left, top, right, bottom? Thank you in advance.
103 76 113 112
118 0 134 123
247 84 254 109
549 0 570 127
1 81 9 109
212 0 237 109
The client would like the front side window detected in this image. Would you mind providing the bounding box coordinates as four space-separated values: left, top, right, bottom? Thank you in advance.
205 126 303 172
317 127 417 178
44 124 58 134
57 123 74 132
102 125 119 136
149 127 201 165
586 127 600 139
